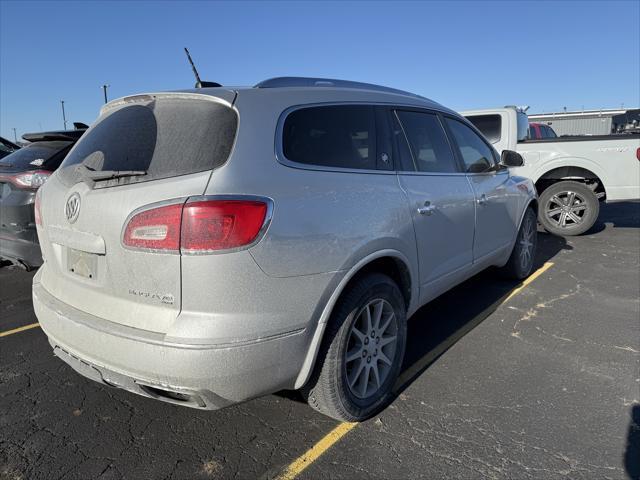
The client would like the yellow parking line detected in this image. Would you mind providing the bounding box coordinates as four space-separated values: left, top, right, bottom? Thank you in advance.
276 261 554 480
503 261 554 303
396 261 554 389
0 322 41 338
276 422 358 480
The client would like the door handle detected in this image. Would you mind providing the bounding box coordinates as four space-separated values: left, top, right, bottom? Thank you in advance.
417 201 436 215
476 194 487 206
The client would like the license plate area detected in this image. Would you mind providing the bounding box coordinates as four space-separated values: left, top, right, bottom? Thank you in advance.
67 248 98 280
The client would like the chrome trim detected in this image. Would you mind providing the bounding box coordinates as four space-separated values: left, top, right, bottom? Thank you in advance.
65 192 81 224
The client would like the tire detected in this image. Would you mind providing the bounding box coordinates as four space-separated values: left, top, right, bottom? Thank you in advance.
538 181 599 236
303 273 407 422
501 207 537 280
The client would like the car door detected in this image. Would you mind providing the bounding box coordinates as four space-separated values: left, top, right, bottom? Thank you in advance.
391 109 475 299
443 116 516 262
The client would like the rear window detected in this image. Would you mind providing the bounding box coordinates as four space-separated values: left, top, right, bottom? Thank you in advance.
395 111 458 173
466 114 501 144
0 141 72 170
58 96 238 186
282 105 377 170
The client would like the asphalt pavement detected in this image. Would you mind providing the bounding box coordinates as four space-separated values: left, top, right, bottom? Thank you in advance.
1 202 638 480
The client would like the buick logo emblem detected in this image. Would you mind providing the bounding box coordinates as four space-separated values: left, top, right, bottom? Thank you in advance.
65 193 81 223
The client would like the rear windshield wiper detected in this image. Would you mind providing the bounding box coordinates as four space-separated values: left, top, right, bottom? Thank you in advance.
76 163 146 181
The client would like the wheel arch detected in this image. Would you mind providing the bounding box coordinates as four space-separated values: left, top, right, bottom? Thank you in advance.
294 250 415 389
535 165 607 199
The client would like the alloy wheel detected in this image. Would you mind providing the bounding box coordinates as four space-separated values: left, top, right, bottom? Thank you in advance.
519 213 535 270
344 299 398 399
545 191 588 228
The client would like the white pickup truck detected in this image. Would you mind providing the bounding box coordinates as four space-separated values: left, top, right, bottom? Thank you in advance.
463 107 640 235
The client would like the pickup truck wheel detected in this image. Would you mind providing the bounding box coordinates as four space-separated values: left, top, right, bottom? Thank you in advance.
303 273 407 422
539 181 599 236
501 207 537 280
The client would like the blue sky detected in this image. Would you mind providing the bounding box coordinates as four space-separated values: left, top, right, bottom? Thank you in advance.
1 0 638 141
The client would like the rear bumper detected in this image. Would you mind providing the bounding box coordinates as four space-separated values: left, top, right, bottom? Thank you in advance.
33 273 310 410
0 232 42 267
0 189 41 267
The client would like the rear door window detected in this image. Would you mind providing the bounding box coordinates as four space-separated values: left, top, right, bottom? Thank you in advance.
445 118 497 173
58 96 238 187
282 105 377 170
395 111 458 173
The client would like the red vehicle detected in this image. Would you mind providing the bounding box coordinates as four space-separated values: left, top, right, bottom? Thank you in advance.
528 122 557 139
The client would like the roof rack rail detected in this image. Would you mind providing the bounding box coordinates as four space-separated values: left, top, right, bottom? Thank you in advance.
254 77 425 99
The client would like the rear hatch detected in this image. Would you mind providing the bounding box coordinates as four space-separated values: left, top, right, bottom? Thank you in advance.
36 91 238 333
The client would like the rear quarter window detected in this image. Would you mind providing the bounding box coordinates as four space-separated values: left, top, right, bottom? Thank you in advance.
282 105 377 170
466 114 501 144
58 97 238 187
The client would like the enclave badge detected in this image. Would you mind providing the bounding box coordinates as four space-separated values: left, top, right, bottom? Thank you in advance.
65 193 81 223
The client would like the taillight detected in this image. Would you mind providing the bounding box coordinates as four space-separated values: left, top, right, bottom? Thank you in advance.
122 199 270 253
34 189 43 226
123 203 183 252
636 147 640 161
181 200 268 252
0 170 51 189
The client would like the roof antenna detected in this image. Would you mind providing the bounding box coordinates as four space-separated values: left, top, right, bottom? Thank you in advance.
184 48 222 88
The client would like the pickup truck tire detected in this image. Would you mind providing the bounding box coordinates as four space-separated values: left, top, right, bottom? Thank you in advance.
500 207 537 280
538 181 599 236
303 273 407 422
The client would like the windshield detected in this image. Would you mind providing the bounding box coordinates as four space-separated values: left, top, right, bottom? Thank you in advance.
58 96 238 187
0 141 72 170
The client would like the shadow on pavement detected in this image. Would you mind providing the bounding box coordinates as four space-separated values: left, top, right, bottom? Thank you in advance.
587 201 640 234
395 230 570 395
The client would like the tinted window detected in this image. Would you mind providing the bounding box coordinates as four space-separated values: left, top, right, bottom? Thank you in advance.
466 114 501 144
395 111 458 173
543 125 556 138
0 141 72 170
445 118 496 173
283 105 376 170
59 97 238 186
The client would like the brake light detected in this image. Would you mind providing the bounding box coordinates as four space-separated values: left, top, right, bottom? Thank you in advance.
0 170 51 189
636 147 640 161
34 189 43 226
122 199 269 253
181 200 268 252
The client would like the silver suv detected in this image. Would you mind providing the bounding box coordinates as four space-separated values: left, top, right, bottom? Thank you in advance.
33 78 537 421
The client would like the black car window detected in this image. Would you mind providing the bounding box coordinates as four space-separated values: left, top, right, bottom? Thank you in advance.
0 141 72 170
395 111 458 173
282 105 377 170
58 97 238 186
445 118 496 173
542 125 556 138
465 114 502 144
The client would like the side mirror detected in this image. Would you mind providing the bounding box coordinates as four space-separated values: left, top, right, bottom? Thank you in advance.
501 150 524 167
